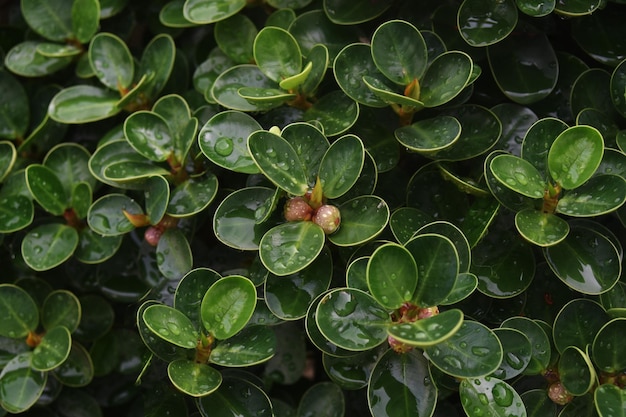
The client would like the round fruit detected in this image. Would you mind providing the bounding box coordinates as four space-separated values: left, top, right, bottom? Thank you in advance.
144 226 163 246
548 381 572 405
418 306 439 320
284 197 313 222
313 204 341 234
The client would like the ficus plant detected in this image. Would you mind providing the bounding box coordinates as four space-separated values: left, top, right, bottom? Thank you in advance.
1 0 626 416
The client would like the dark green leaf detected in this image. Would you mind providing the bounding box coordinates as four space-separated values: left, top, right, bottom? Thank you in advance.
592 318 626 373
548 125 604 189
196 376 273 417
183 0 246 24
388 309 464 348
4 41 73 77
41 290 81 332
139 34 175 100
557 174 626 216
21 223 79 271
491 328 532 380
458 0 518 47
52 342 93 387
31 326 71 371
460 377 526 417
0 284 38 339
0 71 28 139
156 228 192 280
328 195 389 246
334 43 389 108
48 85 121 124
71 0 99 44
297 382 344 417
318 134 364 199
89 32 134 91
304 90 359 137
420 51 473 108
500 317 550 375
324 0 391 24
142 304 198 349
87 193 143 236
25 164 67 215
210 325 276 367
595 384 626 417
21 0 72 41
0 353 46 413
367 243 417 309
558 346 595 396
167 359 222 396
254 27 301 82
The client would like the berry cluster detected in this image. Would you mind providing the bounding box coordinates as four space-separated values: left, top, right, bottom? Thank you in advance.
283 196 341 234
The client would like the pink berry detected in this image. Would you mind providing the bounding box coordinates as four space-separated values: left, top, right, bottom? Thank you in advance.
312 204 341 234
548 381 572 405
418 306 439 320
144 226 163 246
284 197 314 222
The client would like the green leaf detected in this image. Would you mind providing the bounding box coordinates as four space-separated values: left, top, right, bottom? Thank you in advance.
334 43 389 108
212 65 279 112
389 207 433 245
555 0 602 15
395 115 462 156
458 0 518 47
388 309 464 348
440 272 478 305
264 322 307 383
52 342 93 387
515 209 569 247
0 71 29 139
254 26 301 82
124 111 174 162
368 348 436 417
183 0 246 24
87 193 143 236
415 221 472 273
74 295 114 342
548 125 604 189
71 0 100 44
489 154 545 199
201 275 257 340
142 304 198 349
31 325 71 371
41 290 81 332
89 32 134 91
315 288 390 351
500 317 550 375
521 117 569 178
544 225 621 294
167 359 222 397
44 142 96 196
424 320 503 378
405 233 459 307
0 284 38 338
167 173 218 218
558 346 596 396
557 174 626 216
139 34 175 100
297 382 344 417
89 139 152 188
25 164 67 215
174 268 221 328
21 0 72 41
521 389 556 417
318 134 364 199
196 376 273 417
460 377 526 417
144 176 169 225
366 243 417 309
611 58 626 118
248 130 308 195
420 51 473 108
48 85 121 124
153 94 196 162
0 195 34 233
0 353 46 413
156 228 192 279
281 122 330 184
280 61 312 91
491 328 532 380
4 41 73 77
370 20 427 85
21 223 79 271
323 0 392 24
322 347 382 390
289 9 361 59
304 90 360 137
137 301 189 362
259 221 325 276
214 13 256 64
595 384 626 417
592 318 626 373
210 325 276 367
103 161 170 182
328 195 389 246
488 21 558 104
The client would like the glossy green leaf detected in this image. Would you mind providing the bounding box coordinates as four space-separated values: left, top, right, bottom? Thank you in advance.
103 161 170 182
322 347 383 390
557 174 626 216
520 117 569 178
174 268 221 328
459 197 500 249
555 0 602 15
558 346 596 396
318 134 364 199
167 173 218 218
210 325 276 367
48 85 121 124
389 207 432 245
500 317 550 375
304 90 359 137
421 51 473 108
21 223 79 271
183 0 246 24
488 21 558 104
201 275 257 340
41 290 81 332
592 318 626 373
611 58 626 118
362 75 423 109
0 194 33 233
124 111 174 162
0 71 28 139
89 33 134 91
281 122 329 183
237 87 295 107
0 353 46 413
137 301 189 362
334 43 389 108
87 193 143 236
167 359 222 397
71 0 99 43
265 246 332 320
76 229 124 265
44 143 96 196
458 0 518 47
70 183 91 221
370 20 427 85
25 164 67 215
212 65 279 112
324 0 391 24
460 377 526 417
595 384 626 417
142 176 168 225
489 154 545 199
521 389 557 417
264 322 307 383
306 293 355 357
259 221 325 276
214 14 256 64
21 0 72 41
440 272 479 305
160 0 197 27
570 68 614 118
315 288 390 351
254 27 301 82
484 151 536 212
156 228 192 280
548 125 604 189
328 195 389 246
300 43 328 95
142 304 198 349
4 41 73 77
543 225 621 294
138 34 175 100
196 376 273 417
491 328 532 380
74 295 114 342
388 309 464 348
31 326 71 371
89 139 151 188
405 233 459 307
571 8 626 67
248 130 308 195
213 187 277 250
366 243 417 309
395 115 461 156
415 221 472 273
0 284 38 339
515 209 569 247
198 110 262 174
437 162 490 197
425 320 503 378
0 142 16 184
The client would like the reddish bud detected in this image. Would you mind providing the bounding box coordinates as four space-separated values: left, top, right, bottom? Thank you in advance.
313 204 341 234
418 306 439 320
144 226 163 246
284 197 314 222
388 335 413 353
157 215 179 230
548 381 572 405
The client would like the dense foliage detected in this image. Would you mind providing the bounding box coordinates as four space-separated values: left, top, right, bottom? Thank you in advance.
1 0 626 416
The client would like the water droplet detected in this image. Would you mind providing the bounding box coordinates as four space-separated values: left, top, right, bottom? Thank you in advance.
478 393 489 405
472 346 490 357
215 137 234 157
505 352 524 370
514 172 528 185
166 321 181 335
492 382 514 407
334 291 358 317
442 355 462 369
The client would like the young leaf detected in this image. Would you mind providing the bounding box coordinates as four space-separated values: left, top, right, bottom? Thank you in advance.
167 359 222 396
89 32 134 91
366 243 417 309
548 125 604 189
254 26 302 83
142 304 199 349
